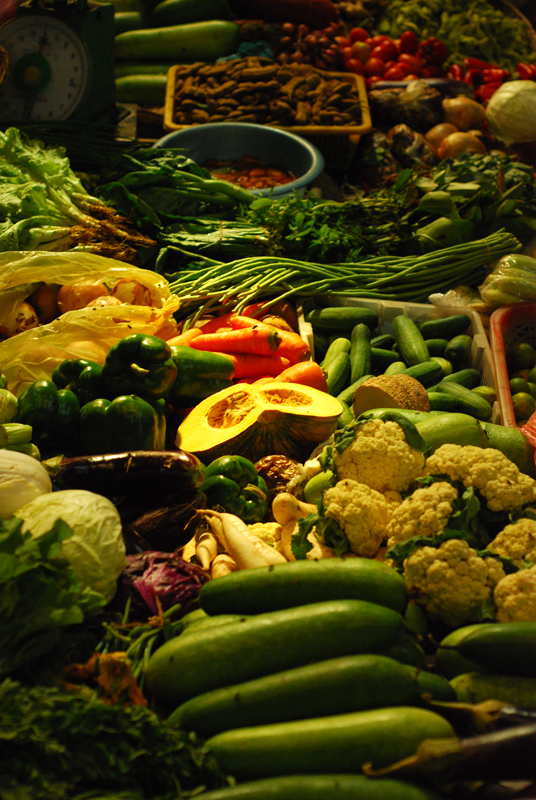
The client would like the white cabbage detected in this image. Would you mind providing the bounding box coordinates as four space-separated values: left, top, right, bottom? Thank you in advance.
486 81 536 145
0 449 51 519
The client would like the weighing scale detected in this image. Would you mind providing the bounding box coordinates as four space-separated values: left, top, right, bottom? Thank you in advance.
0 0 116 123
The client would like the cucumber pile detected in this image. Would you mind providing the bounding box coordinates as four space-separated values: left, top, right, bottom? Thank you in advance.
146 559 455 791
505 341 536 424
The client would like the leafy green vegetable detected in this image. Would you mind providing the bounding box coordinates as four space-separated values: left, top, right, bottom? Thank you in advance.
0 516 106 681
0 678 228 799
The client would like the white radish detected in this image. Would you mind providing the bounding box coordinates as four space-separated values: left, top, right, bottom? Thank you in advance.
198 509 272 570
195 530 219 570
272 492 317 526
211 553 238 579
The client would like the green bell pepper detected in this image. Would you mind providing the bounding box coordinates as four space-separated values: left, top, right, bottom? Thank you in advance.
52 359 108 407
201 454 269 523
16 380 80 456
102 334 178 401
80 394 166 455
168 345 235 408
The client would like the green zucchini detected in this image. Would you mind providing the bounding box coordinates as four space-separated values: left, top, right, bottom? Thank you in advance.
146 599 405 707
456 622 536 677
169 654 423 735
151 0 231 27
424 338 448 357
321 337 351 369
114 19 240 61
324 351 351 396
436 381 492 420
337 398 354 428
115 74 167 104
439 368 481 389
173 774 445 800
305 306 379 333
384 361 407 376
180 607 208 628
382 633 426 668
360 408 443 424
115 61 176 77
426 391 459 412
371 347 401 371
401 361 444 388
451 672 536 709
114 10 144 34
418 314 471 340
336 374 374 405
179 614 250 637
409 668 457 702
415 412 489 452
204 706 455 780
349 323 372 384
199 557 408 616
436 625 489 680
444 334 473 370
392 315 430 367
371 333 396 349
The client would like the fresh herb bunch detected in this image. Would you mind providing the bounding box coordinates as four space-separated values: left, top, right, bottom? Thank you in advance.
0 678 228 800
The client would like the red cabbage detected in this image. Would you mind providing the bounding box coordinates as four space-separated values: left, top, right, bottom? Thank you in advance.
113 551 208 621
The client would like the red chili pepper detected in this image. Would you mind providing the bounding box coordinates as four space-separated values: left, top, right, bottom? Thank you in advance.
416 37 449 65
481 68 510 83
463 57 494 70
464 68 484 87
447 63 464 81
516 62 536 80
422 64 446 78
475 81 503 102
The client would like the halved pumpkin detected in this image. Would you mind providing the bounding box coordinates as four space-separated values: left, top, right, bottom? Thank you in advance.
177 381 343 464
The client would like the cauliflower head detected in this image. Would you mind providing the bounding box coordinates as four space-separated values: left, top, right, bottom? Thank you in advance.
248 522 282 547
333 418 425 494
403 538 506 628
489 518 536 567
386 481 459 548
494 566 536 622
322 478 389 558
423 444 536 512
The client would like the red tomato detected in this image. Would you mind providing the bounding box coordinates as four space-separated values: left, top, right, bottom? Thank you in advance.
422 64 446 77
348 27 370 43
351 41 371 62
398 53 424 73
368 34 393 47
383 66 407 80
395 61 414 76
399 31 419 55
340 46 354 61
345 58 365 75
334 36 351 48
383 60 396 71
366 75 383 88
364 57 386 76
371 41 398 62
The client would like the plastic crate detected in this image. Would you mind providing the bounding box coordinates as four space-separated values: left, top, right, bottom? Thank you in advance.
490 301 536 428
299 295 499 423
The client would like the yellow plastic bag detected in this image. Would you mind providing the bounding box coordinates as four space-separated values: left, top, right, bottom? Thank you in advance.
0 251 180 394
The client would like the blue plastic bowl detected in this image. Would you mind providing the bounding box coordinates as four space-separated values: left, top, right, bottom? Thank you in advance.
154 122 324 197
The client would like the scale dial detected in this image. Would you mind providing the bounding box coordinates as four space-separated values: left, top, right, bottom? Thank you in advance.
0 14 89 120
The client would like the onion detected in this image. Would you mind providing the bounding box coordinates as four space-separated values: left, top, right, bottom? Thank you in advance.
425 123 459 151
26 283 60 324
87 295 123 309
0 301 39 338
438 132 487 160
110 279 155 306
486 80 536 145
0 449 51 519
57 283 109 313
442 96 487 132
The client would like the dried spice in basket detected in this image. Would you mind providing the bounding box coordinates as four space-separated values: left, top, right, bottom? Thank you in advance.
171 56 364 128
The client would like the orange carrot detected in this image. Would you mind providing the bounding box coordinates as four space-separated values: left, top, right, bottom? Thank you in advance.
275 360 328 392
166 328 203 347
228 316 310 365
190 327 282 356
214 352 290 378
195 302 271 335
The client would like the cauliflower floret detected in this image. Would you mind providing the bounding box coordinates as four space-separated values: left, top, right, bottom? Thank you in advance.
322 478 389 557
333 418 425 494
423 444 536 512
489 518 536 567
383 490 404 522
403 538 505 628
494 566 536 622
386 482 459 548
247 522 282 547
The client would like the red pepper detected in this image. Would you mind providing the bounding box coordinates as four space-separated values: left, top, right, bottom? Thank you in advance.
516 62 536 80
475 81 503 102
447 63 464 81
399 30 419 55
464 68 484 87
481 68 510 83
417 37 449 66
463 57 494 70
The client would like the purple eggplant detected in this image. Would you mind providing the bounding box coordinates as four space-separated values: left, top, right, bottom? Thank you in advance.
122 491 206 553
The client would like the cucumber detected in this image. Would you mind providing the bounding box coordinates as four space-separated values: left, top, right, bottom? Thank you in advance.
305 306 379 333
349 323 372 384
204 706 455 780
175 774 445 800
415 412 488 452
472 385 497 404
436 381 492 421
337 398 354 428
371 333 396 349
115 61 177 77
114 19 240 61
169 654 423 735
424 338 448 357
430 357 452 377
146 599 405 707
151 0 231 27
324 351 351 396
427 391 459 412
199 558 408 616
114 11 144 34
401 361 444 388
457 622 536 677
321 337 351 369
439 368 480 389
312 333 329 362
371 347 401 371
180 613 250 637
436 624 487 679
384 361 407 376
180 608 209 628
115 74 167 104
392 315 430 367
418 314 471 340
451 672 536 708
336 374 374 405
444 334 473 370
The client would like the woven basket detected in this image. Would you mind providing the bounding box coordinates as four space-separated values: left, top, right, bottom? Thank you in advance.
498 0 536 53
0 46 8 87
